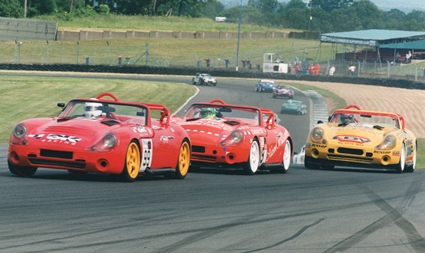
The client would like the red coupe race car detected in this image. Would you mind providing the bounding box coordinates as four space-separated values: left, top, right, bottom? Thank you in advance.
8 92 191 182
173 99 293 175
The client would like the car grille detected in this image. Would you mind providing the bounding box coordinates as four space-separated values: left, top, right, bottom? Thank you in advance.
29 158 86 168
191 154 216 162
328 148 373 157
192 146 205 153
327 155 373 164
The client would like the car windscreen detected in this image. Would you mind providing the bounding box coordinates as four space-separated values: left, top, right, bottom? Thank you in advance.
184 105 260 126
59 100 148 125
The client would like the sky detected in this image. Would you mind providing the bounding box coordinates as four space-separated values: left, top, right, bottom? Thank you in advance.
221 1 425 13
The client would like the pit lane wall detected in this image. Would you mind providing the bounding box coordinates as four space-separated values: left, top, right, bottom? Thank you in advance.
0 63 424 90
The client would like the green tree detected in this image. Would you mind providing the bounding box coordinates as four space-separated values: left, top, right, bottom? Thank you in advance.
311 0 353 13
331 7 362 31
350 0 384 30
402 10 425 31
0 0 23 17
201 0 225 19
218 5 262 25
27 0 57 16
247 0 279 14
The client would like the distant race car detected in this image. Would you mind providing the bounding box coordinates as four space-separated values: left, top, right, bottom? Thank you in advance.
8 92 191 182
255 79 277 92
281 99 307 115
304 105 417 173
192 72 217 86
273 85 294 99
173 99 293 175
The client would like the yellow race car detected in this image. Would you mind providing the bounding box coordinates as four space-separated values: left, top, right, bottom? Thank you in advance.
304 105 416 173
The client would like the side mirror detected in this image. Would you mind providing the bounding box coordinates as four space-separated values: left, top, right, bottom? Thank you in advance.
57 103 65 108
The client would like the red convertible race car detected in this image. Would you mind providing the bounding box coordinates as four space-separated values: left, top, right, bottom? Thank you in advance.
173 99 293 174
273 85 294 99
8 92 191 182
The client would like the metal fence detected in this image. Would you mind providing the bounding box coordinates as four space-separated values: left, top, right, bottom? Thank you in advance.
0 18 57 41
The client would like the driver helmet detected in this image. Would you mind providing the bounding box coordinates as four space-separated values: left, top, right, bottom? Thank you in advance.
200 108 217 118
340 114 354 123
84 102 103 118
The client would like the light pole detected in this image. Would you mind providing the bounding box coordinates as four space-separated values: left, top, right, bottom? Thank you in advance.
76 41 80 64
17 41 22 64
46 40 49 64
308 0 312 31
235 0 242 71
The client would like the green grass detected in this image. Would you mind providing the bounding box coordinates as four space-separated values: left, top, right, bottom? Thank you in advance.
0 37 333 68
0 75 196 142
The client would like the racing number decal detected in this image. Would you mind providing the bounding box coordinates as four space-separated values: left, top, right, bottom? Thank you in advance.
139 139 153 172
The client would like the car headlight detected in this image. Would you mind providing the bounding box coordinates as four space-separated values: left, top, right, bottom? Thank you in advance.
103 133 117 148
220 130 243 146
89 133 117 152
13 124 27 139
376 135 396 150
310 127 326 144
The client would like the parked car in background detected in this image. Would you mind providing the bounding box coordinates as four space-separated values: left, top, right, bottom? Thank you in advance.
192 72 217 86
273 85 294 99
304 105 417 173
8 92 191 182
173 99 293 175
255 79 277 92
281 99 307 115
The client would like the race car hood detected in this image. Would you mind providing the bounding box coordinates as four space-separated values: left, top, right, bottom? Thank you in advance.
25 117 124 146
178 119 245 144
324 123 398 146
283 104 301 110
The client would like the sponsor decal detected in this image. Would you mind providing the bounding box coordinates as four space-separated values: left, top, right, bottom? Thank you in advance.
374 150 391 154
37 134 81 145
393 151 400 156
160 136 174 142
28 134 45 139
311 144 327 148
333 135 370 143
132 125 147 133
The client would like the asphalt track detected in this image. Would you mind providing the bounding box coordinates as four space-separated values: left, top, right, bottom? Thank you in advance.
1 73 424 253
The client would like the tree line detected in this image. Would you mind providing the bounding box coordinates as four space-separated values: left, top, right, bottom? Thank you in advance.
2 0 425 33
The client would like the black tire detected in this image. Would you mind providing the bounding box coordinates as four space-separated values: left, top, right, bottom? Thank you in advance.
8 160 38 177
304 156 320 169
243 139 260 175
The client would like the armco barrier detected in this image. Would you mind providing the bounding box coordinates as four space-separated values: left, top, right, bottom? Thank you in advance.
0 63 424 90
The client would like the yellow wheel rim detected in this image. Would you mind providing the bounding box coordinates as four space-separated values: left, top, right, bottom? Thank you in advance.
126 142 141 179
178 142 190 176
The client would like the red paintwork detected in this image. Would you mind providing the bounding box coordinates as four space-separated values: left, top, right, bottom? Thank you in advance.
8 92 189 176
173 99 293 169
